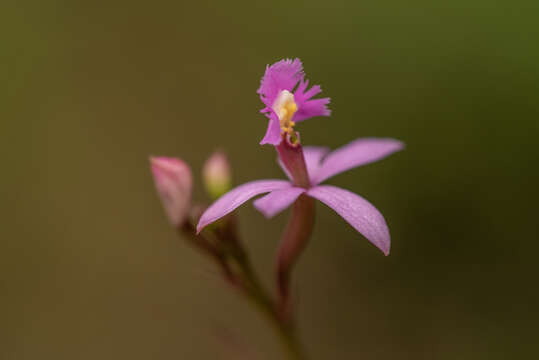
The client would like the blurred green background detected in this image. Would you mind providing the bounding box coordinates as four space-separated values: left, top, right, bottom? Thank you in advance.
2 0 538 359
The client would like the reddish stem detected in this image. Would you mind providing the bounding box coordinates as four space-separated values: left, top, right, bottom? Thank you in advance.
275 132 310 188
276 194 316 322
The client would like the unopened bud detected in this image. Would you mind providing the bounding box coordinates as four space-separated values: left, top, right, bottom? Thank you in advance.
150 156 192 226
202 151 232 199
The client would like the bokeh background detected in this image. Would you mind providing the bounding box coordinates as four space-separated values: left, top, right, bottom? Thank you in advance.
2 0 538 359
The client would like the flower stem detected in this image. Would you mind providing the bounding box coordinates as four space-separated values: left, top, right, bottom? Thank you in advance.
234 253 307 360
275 195 315 322
180 219 309 359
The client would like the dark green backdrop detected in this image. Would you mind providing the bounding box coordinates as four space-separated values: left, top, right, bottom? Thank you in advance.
2 0 538 359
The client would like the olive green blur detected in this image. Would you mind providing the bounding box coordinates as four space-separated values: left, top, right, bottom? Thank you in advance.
2 0 538 359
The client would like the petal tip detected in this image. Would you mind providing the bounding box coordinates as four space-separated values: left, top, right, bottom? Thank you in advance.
195 222 204 234
253 204 274 219
260 115 282 146
259 135 282 146
394 139 406 150
378 235 391 256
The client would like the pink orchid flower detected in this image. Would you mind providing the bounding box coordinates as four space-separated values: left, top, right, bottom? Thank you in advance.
197 58 403 255
197 136 403 255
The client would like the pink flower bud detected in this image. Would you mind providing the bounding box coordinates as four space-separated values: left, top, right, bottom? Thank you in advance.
202 151 232 200
150 156 192 226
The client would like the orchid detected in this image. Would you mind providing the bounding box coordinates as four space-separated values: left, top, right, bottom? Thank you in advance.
198 58 403 256
151 58 404 360
197 135 403 255
196 59 404 318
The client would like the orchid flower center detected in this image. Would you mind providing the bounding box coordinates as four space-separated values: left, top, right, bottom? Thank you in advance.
272 90 298 134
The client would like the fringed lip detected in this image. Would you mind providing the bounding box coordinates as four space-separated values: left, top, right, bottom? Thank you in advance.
257 59 331 146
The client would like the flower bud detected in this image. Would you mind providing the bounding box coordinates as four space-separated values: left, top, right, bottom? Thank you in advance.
202 151 232 200
150 156 192 226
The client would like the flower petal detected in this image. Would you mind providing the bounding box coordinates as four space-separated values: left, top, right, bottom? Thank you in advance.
293 98 331 122
302 146 330 183
253 187 306 218
307 185 391 255
257 58 304 108
293 78 331 122
313 138 404 184
260 112 282 145
196 180 291 233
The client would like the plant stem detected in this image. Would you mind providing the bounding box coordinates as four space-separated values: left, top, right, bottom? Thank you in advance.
235 255 307 360
275 195 315 321
181 219 308 359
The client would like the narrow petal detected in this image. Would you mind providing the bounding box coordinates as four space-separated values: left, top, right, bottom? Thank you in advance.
302 84 322 100
257 58 304 108
197 180 291 233
293 98 331 122
307 185 391 255
260 112 282 145
313 138 404 184
302 146 330 183
295 78 309 95
253 187 306 218
293 77 331 122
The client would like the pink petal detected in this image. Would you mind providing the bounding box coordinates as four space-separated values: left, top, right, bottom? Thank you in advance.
257 58 304 108
302 84 322 100
260 112 282 145
313 138 404 184
196 180 292 233
293 98 331 122
293 78 331 122
253 187 306 218
307 185 391 255
302 146 330 183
